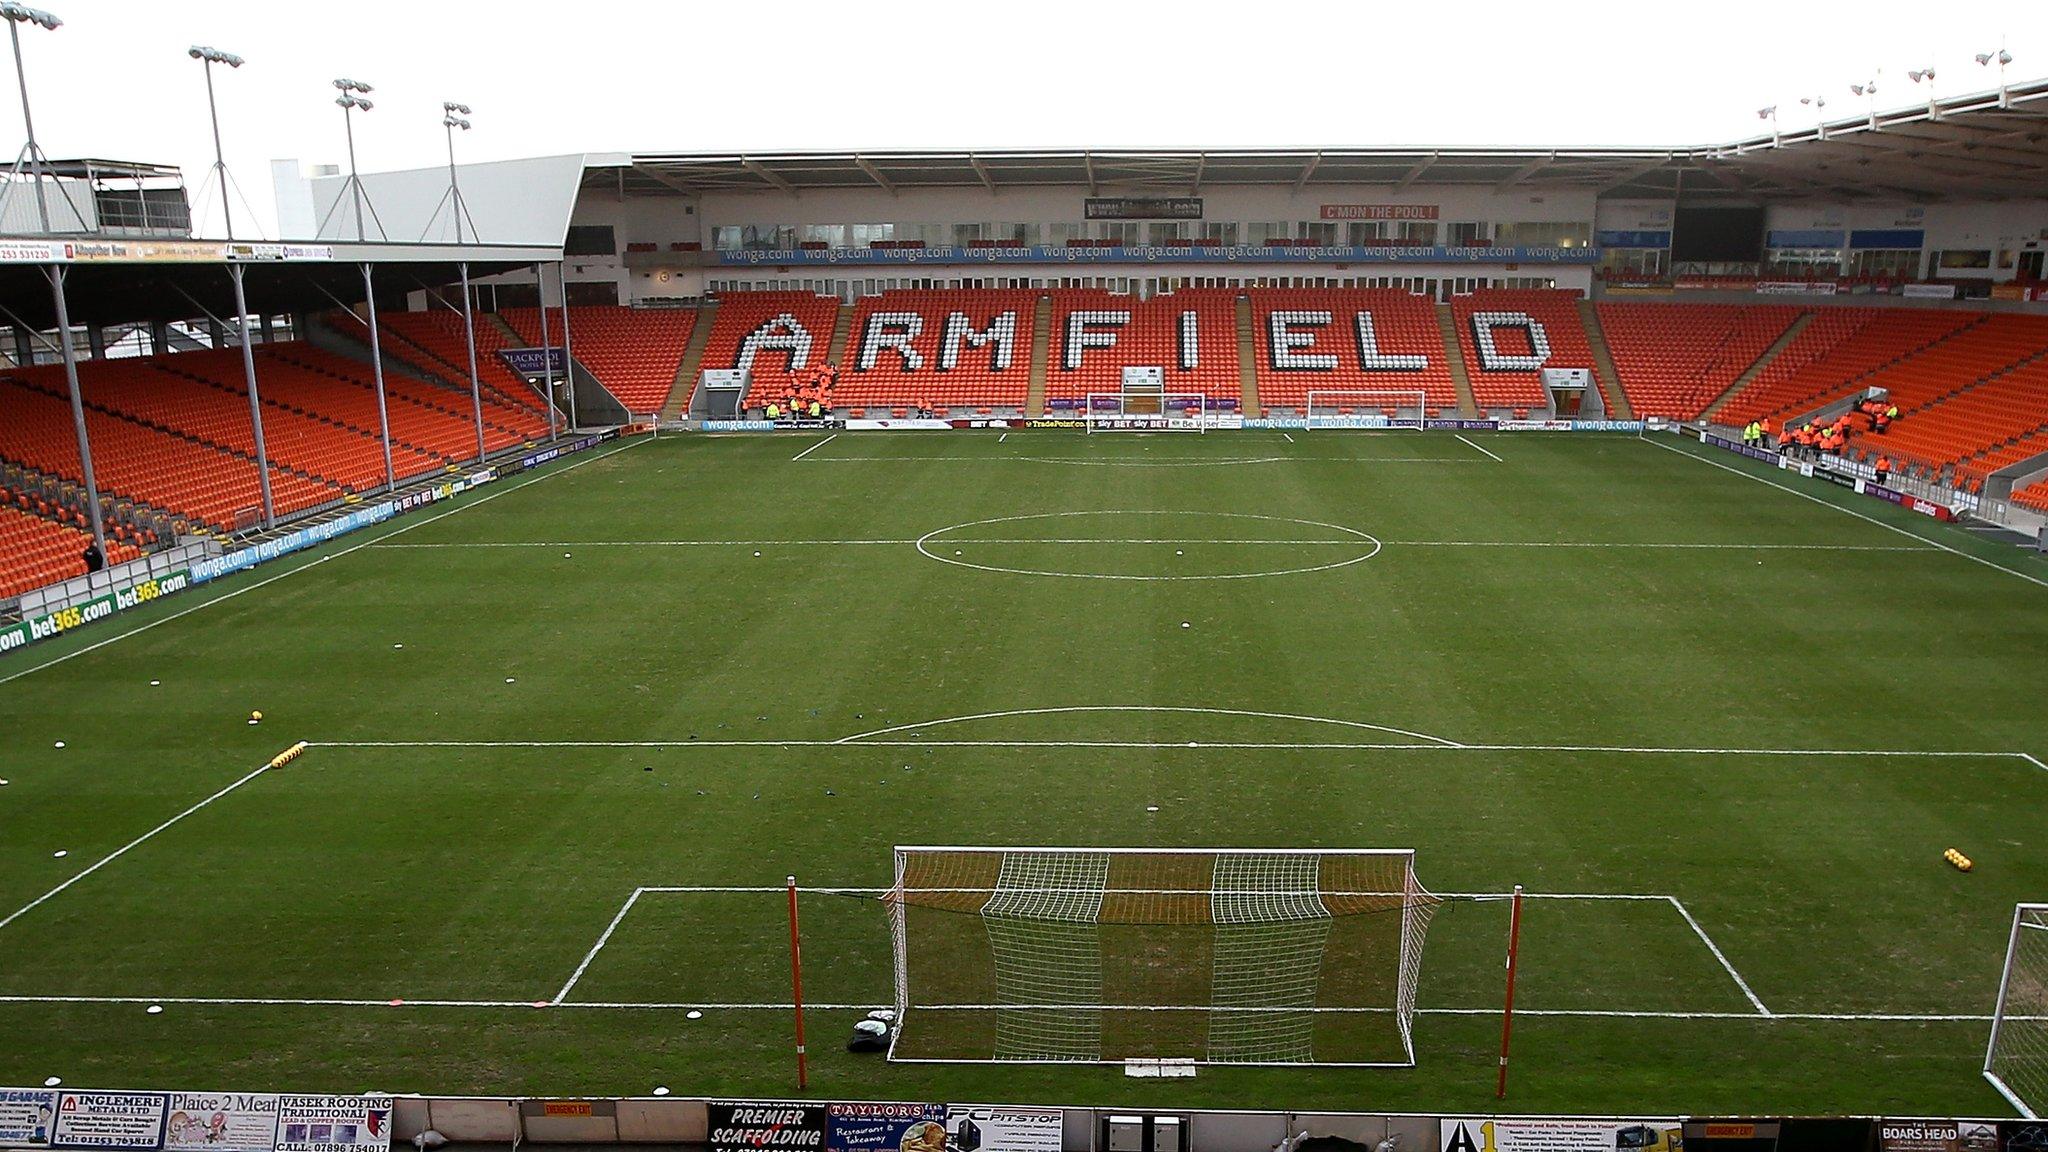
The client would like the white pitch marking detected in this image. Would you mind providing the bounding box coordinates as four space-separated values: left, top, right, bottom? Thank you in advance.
1456 434 1503 462
790 433 837 462
554 887 645 1004
1643 433 2048 589
1281 432 1295 444
833 704 1465 748
1667 896 1771 1016
999 432 1008 444
2020 753 2047 773
0 436 650 689
0 760 274 934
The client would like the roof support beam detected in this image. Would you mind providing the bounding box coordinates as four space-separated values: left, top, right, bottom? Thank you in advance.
1083 151 1096 196
968 155 997 193
1295 152 1322 190
740 157 796 194
1496 152 1554 190
1597 153 1676 190
1191 152 1206 193
1395 152 1437 192
854 156 896 196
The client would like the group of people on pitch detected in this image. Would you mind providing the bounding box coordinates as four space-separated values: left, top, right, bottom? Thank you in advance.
765 364 837 422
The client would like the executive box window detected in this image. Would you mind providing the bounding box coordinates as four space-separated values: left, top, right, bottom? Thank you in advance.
1850 249 1922 278
1936 249 1993 270
1298 222 1339 246
1446 221 1490 247
1394 220 1437 245
1198 222 1239 245
1495 221 1592 248
1247 222 1290 245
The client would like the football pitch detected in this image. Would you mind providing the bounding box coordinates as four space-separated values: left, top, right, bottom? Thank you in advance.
3 428 2047 1115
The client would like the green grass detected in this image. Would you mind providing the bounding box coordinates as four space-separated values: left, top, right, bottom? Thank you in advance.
2 428 2047 1113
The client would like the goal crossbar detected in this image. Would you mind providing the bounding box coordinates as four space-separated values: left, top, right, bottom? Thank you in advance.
1305 390 1428 430
886 845 1440 1066
1085 392 1210 433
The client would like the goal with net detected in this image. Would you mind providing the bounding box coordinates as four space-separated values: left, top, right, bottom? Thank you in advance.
1304 390 1428 430
1986 902 2048 1116
885 846 1441 1066
1084 391 1210 433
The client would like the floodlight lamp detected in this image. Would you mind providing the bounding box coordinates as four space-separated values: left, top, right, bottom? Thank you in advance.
1757 106 1775 119
1977 53 1995 66
190 46 243 67
0 4 61 29
443 116 470 130
333 78 372 94
1908 69 1934 83
1999 50 2013 66
443 101 471 115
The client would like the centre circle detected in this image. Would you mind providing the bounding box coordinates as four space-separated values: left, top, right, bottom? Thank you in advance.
913 510 1382 581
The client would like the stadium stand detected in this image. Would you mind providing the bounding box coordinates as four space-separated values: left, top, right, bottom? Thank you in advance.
373 310 555 425
836 289 1036 413
1712 309 1978 430
1249 288 1457 416
694 291 842 411
2014 476 2048 515
1450 289 1595 414
263 344 545 454
0 500 142 600
501 305 697 414
1043 288 1241 408
1596 303 1802 420
1848 316 2048 478
0 370 328 530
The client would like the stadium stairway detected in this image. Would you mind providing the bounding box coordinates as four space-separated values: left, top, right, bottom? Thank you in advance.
662 300 718 422
826 301 854 367
1435 304 1480 417
1026 294 1052 417
1577 299 1633 420
1703 312 1816 425
1235 295 1260 417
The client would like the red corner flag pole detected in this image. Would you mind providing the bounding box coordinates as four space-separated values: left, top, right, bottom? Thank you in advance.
787 874 809 1090
1496 883 1525 1099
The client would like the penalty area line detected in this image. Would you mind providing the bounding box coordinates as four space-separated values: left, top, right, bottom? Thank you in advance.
790 433 837 462
1667 896 1770 1017
1456 434 1503 462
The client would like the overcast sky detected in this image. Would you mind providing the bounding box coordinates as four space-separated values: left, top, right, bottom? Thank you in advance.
10 0 2041 237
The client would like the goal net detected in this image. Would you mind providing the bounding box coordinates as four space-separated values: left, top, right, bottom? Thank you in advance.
1085 392 1210 433
886 846 1441 1066
1986 903 2048 1116
1305 390 1428 430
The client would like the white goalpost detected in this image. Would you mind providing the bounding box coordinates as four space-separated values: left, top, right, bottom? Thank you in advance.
1085 365 1210 432
885 845 1441 1067
1986 902 2048 1116
1084 392 1210 433
1304 390 1428 430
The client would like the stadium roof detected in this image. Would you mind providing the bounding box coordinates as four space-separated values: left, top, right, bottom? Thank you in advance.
0 239 560 329
592 76 2048 203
